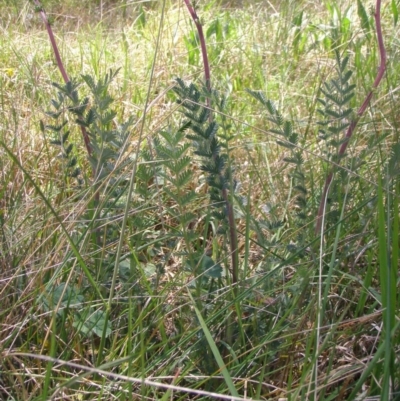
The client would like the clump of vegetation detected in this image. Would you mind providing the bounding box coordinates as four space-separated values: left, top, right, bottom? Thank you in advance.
0 0 399 400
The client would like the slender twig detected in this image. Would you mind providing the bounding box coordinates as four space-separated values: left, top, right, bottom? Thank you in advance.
182 1 211 95
32 0 92 159
315 0 386 235
183 0 238 284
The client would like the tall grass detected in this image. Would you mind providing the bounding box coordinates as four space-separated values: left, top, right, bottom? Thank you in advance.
1 0 399 400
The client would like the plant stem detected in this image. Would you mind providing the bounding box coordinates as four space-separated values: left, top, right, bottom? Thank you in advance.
315 0 386 235
182 0 211 95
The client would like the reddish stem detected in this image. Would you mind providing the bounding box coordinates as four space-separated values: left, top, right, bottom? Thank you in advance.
182 1 211 96
315 0 386 235
32 0 92 158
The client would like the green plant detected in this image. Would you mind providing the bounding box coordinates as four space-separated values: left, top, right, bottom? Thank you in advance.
315 0 386 234
153 122 224 287
31 0 93 158
246 88 309 251
172 79 237 280
42 69 134 252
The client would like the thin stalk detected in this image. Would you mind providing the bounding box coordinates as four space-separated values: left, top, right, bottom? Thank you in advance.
15 352 252 401
42 313 57 401
182 0 211 94
315 0 386 234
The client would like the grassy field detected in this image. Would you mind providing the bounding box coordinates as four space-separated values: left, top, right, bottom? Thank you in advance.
1 0 400 400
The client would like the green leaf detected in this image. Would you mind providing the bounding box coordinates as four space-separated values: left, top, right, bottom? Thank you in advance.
283 156 301 165
65 143 73 156
171 170 193 187
42 283 84 316
143 263 157 277
294 184 307 195
46 122 68 132
200 255 223 278
276 140 295 149
67 157 77 168
119 259 132 282
70 167 80 178
392 0 399 26
61 130 70 143
245 88 268 106
74 308 112 338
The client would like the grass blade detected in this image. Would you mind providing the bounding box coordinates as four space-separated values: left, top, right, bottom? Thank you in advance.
392 0 399 25
187 290 240 399
377 164 396 400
